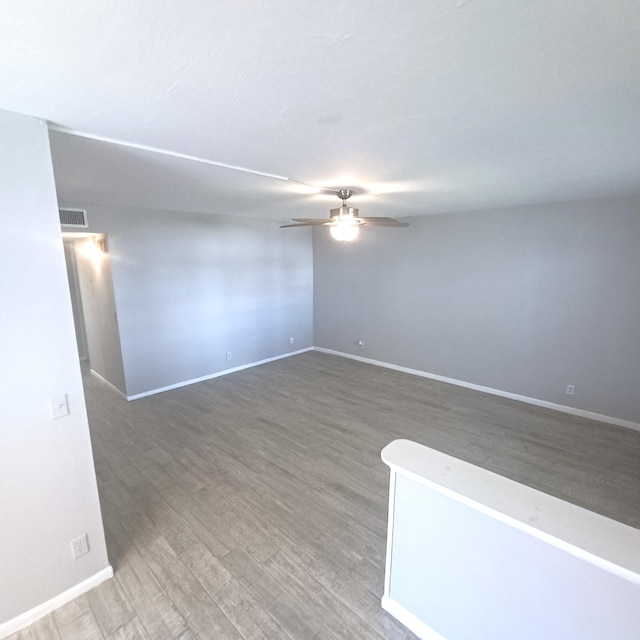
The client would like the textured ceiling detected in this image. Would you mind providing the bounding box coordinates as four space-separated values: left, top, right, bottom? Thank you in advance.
2 1 640 221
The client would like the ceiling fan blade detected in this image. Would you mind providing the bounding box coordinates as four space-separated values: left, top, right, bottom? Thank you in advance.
367 221 410 227
356 216 402 223
290 218 333 224
358 217 410 227
280 222 315 228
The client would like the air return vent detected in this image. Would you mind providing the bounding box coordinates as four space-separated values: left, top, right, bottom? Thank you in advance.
59 208 87 227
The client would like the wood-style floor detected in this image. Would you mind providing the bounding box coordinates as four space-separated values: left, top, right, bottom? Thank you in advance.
9 351 640 639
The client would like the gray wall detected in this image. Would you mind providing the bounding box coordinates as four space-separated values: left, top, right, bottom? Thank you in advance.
0 110 109 626
73 236 127 393
314 195 640 424
65 205 314 397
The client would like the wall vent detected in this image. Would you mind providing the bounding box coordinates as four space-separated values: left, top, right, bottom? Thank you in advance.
59 208 88 227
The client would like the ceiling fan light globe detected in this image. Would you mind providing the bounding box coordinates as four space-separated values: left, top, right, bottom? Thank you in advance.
330 221 359 243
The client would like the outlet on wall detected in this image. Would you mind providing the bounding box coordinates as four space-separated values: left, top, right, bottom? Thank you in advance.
71 533 89 559
566 384 575 395
357 340 364 348
226 352 232 360
290 337 295 345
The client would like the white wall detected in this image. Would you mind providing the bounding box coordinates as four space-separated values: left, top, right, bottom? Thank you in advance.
314 195 640 424
62 204 314 398
63 240 89 361
74 236 126 393
0 110 110 629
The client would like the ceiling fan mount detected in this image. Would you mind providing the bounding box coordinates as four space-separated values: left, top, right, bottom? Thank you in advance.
280 188 409 242
330 189 361 224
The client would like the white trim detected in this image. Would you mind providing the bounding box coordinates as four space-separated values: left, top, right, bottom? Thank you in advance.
0 566 113 639
312 348 640 433
381 596 447 640
89 369 128 400
126 348 313 401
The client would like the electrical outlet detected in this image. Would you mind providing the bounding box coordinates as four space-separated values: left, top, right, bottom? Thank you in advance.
290 337 295 345
357 340 364 348
71 534 89 559
226 352 232 360
566 384 575 395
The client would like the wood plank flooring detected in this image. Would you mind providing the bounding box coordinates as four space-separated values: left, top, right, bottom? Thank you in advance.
8 351 640 639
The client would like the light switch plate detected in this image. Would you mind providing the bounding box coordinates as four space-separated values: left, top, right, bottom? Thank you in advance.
49 394 69 419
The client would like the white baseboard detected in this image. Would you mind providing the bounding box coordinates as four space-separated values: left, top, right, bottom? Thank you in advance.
126 348 313 401
92 346 640 432
0 566 113 639
381 596 447 640
313 348 640 433
89 369 128 400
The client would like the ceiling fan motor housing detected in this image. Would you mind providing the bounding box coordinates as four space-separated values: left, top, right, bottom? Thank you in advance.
330 206 361 220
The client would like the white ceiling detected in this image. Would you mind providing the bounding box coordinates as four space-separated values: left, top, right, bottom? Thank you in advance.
2 1 640 222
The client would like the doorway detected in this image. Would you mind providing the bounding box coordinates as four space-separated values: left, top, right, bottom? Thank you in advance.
62 232 127 396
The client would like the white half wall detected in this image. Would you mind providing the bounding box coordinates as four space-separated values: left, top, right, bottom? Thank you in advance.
0 110 110 630
381 439 640 640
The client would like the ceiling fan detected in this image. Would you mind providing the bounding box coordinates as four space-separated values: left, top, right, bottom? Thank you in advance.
280 189 409 242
